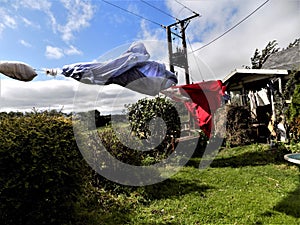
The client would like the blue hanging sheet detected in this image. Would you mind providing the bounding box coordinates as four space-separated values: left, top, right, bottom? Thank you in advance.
62 42 177 96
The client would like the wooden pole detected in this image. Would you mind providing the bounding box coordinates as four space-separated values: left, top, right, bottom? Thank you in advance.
180 21 190 85
166 26 175 73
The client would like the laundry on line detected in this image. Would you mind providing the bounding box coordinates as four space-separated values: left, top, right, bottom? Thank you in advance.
0 42 177 96
61 42 178 96
0 61 37 81
164 80 226 137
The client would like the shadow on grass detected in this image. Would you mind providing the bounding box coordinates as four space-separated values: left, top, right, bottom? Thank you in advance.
76 206 133 225
141 178 213 202
273 166 300 218
136 221 178 225
189 148 292 168
87 174 213 224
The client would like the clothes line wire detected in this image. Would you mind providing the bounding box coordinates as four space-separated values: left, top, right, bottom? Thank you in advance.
102 0 166 28
174 0 200 15
35 68 60 76
140 0 179 21
190 0 270 53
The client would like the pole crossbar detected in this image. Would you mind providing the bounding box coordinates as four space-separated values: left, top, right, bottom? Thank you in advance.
166 13 200 85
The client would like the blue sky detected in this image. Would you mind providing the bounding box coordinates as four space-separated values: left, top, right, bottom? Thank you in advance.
0 0 299 113
0 0 173 71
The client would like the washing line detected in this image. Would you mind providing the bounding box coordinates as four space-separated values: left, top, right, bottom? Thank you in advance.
191 0 270 53
140 0 179 21
102 0 166 28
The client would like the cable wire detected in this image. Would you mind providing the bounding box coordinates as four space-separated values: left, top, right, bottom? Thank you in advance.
191 0 270 53
174 0 199 15
102 0 165 28
140 0 179 21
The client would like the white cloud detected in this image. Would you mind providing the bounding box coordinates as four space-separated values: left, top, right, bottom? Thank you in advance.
19 39 32 48
57 0 95 42
45 45 64 59
64 45 82 56
132 0 299 82
0 78 146 114
0 24 4 36
138 20 164 41
0 79 76 112
17 0 52 11
3 14 17 29
163 0 300 80
21 17 41 29
16 0 57 32
0 8 17 35
108 13 126 25
21 17 32 26
127 2 140 15
11 0 95 43
45 45 82 59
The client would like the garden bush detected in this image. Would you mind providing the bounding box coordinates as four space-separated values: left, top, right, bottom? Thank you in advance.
0 112 90 225
98 125 170 166
223 105 253 147
126 97 181 155
98 126 146 166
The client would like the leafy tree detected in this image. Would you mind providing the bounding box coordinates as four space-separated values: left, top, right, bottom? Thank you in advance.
289 84 300 119
244 38 299 69
250 40 279 69
286 83 300 142
286 38 299 49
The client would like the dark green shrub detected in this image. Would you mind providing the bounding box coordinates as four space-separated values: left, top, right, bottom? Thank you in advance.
98 126 144 166
288 84 300 120
0 112 90 225
98 126 167 166
287 83 300 143
79 126 162 197
126 97 181 155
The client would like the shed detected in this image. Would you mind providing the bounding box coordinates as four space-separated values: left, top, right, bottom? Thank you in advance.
222 41 299 143
222 69 291 143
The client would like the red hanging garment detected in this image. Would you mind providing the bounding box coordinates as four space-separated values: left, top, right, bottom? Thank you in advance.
171 80 226 137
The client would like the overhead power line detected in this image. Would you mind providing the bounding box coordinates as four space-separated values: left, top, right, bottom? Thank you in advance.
174 0 200 15
140 0 179 21
101 0 165 28
192 0 270 53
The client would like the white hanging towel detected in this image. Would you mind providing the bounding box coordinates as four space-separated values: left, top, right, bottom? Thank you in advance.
257 88 270 105
254 92 264 106
0 61 37 81
248 91 257 117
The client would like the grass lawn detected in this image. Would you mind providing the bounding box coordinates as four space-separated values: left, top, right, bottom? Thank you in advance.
80 144 300 225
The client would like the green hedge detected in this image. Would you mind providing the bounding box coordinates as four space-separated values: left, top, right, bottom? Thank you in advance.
0 112 90 225
288 84 300 143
